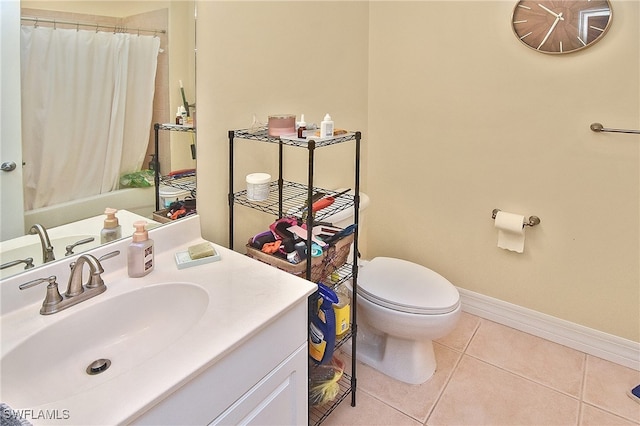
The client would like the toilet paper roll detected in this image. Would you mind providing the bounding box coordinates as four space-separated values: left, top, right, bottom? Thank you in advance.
494 211 525 253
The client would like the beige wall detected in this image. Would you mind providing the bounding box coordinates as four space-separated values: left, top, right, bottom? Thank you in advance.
196 1 369 248
196 1 639 342
366 1 639 342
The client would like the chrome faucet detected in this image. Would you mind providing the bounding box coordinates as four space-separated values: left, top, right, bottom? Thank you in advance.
1 257 35 271
29 224 55 264
19 251 120 315
66 253 105 297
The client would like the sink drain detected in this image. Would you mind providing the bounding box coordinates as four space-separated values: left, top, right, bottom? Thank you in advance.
86 358 111 375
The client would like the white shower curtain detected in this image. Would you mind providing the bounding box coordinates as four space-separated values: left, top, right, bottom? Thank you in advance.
20 26 160 210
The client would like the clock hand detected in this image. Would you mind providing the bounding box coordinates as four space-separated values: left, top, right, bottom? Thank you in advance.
538 3 564 20
538 12 563 49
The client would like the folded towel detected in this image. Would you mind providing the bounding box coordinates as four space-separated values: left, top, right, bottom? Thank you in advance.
0 403 33 426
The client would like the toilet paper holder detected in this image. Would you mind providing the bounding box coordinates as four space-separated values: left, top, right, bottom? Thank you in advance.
492 209 540 228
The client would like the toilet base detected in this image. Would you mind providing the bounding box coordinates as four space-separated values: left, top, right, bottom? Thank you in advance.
343 325 437 385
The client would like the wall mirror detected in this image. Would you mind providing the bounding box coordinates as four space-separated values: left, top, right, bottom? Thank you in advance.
0 1 196 279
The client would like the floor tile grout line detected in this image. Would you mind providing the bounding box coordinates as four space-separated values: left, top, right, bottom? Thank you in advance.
350 381 424 425
462 317 591 401
425 319 483 424
576 352 589 425
425 346 466 425
580 400 640 425
461 351 584 403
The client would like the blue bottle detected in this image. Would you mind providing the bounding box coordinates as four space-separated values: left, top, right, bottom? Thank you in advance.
309 283 339 364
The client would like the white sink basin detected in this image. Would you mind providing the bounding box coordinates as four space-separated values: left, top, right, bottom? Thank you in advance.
1 282 208 407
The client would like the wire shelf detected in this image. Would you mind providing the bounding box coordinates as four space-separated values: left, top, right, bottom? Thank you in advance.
159 173 196 196
233 180 353 223
156 123 195 132
309 372 353 426
233 127 356 148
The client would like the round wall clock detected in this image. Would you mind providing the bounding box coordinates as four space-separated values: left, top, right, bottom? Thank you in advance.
511 1 613 54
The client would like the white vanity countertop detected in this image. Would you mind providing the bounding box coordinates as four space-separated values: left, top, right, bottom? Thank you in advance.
0 216 317 425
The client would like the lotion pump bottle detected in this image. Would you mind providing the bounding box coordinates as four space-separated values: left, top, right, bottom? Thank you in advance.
128 221 154 278
100 208 122 243
320 113 334 138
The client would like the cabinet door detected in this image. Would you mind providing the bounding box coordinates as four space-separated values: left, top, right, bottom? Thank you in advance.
210 343 308 426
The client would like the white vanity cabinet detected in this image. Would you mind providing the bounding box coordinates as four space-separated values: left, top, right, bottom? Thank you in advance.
131 301 309 425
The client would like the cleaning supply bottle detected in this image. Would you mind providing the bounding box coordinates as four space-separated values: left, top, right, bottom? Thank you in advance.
334 286 351 337
309 283 339 364
320 113 334 138
100 208 121 244
128 221 154 278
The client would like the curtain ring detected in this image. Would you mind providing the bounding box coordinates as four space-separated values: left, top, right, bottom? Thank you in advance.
34 18 39 28
53 19 57 30
76 22 79 32
96 24 99 33
137 28 140 37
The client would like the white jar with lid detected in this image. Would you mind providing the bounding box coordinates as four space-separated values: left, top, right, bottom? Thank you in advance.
246 173 271 201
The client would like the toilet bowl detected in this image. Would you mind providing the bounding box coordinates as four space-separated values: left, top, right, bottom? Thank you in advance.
346 257 460 384
322 191 460 384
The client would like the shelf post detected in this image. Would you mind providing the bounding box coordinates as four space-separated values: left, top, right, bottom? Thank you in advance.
228 130 235 249
305 139 316 282
278 140 284 218
153 123 160 211
351 131 361 407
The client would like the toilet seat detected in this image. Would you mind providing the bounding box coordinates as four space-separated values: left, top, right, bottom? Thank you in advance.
358 257 460 315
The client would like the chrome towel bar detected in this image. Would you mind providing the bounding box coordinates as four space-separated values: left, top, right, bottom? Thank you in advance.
590 123 640 134
492 209 541 227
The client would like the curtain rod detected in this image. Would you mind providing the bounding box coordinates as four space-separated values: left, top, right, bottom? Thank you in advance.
21 16 166 35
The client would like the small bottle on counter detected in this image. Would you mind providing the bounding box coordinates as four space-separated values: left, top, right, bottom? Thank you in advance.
297 114 307 139
320 113 334 138
180 105 188 125
175 107 183 125
128 221 154 278
100 208 121 244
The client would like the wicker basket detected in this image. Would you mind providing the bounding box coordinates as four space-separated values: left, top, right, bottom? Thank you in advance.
246 234 354 282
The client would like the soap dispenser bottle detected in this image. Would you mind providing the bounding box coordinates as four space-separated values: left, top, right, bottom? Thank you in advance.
128 221 154 278
100 208 122 243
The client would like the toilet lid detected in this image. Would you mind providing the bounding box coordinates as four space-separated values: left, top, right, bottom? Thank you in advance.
358 257 460 315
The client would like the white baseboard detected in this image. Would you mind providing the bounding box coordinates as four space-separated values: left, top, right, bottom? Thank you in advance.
457 288 640 371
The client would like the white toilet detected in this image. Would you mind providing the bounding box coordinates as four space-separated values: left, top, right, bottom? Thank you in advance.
324 191 461 384
348 257 460 384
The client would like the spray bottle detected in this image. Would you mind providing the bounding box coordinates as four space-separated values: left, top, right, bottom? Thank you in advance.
309 283 339 364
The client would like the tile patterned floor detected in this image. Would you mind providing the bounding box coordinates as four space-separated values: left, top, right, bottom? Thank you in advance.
323 312 640 425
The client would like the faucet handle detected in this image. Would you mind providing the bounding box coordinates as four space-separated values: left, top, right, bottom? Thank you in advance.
19 275 64 315
19 275 57 290
99 250 121 262
65 237 96 256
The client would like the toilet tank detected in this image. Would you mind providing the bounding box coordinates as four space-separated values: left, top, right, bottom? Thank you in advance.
322 189 370 228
